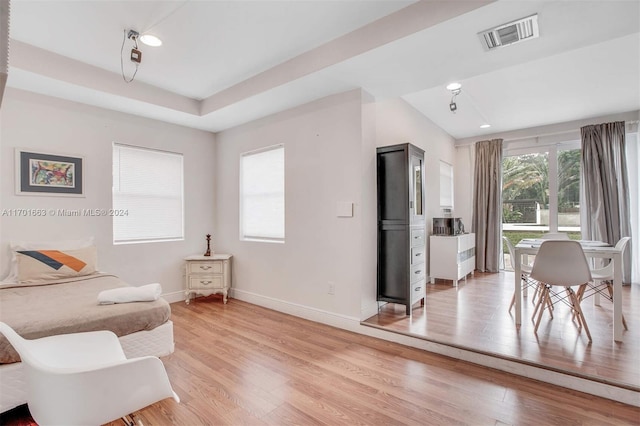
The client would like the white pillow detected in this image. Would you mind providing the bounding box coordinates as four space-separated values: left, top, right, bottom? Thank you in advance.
2 237 95 283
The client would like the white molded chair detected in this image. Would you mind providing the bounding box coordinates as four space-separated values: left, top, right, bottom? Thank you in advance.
530 240 593 342
577 237 630 330
503 236 539 312
0 322 179 426
540 232 570 240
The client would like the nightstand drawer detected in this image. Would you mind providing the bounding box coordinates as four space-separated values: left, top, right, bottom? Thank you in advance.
188 262 223 274
189 276 224 289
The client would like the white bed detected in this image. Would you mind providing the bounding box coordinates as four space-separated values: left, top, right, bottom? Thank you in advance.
0 273 175 413
0 240 176 413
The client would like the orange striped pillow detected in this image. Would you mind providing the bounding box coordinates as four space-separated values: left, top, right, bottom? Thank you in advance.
16 246 97 283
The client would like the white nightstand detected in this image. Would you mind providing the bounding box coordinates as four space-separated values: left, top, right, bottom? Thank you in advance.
184 254 232 304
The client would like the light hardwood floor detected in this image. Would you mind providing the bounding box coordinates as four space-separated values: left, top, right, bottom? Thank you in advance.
3 295 639 425
363 271 639 391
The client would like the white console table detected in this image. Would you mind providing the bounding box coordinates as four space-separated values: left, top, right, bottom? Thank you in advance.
429 233 475 286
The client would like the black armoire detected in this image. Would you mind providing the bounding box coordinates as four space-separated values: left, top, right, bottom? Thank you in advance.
376 143 426 315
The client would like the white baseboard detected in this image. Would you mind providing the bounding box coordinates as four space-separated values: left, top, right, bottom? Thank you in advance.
229 288 639 407
162 290 186 304
360 300 380 320
231 288 361 331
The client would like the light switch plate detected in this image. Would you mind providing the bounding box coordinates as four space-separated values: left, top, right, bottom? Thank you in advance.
337 202 353 217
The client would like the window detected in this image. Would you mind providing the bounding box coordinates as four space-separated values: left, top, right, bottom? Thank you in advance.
240 144 285 242
439 161 454 208
112 143 184 244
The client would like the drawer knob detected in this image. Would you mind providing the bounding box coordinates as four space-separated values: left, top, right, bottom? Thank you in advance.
200 265 212 270
414 270 422 274
415 253 422 256
200 280 212 285
415 286 422 292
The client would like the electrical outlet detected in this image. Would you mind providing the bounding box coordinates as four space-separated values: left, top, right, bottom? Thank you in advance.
328 281 335 295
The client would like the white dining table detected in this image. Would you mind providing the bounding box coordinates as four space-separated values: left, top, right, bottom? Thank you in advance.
513 239 624 342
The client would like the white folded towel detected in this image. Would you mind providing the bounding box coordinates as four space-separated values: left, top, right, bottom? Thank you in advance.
97 283 162 305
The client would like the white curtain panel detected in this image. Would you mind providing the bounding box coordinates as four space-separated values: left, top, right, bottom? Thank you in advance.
626 131 639 284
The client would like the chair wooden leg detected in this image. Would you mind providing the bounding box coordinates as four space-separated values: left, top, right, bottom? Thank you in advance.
566 288 579 322
576 283 587 301
508 292 515 313
122 414 144 426
533 287 549 334
532 284 552 319
532 281 542 305
569 289 592 342
545 287 554 319
532 287 543 318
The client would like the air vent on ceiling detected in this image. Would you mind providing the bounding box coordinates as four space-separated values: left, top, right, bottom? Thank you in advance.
478 14 539 51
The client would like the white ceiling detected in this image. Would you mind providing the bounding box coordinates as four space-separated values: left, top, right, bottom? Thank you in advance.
6 0 640 139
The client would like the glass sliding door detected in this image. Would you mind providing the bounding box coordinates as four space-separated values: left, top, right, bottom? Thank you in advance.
557 148 581 235
501 143 581 270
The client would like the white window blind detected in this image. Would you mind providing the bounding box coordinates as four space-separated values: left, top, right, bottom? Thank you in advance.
240 145 285 242
113 143 184 244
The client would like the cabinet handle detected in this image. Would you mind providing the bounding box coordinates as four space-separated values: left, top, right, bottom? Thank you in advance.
200 265 212 270
414 235 421 239
415 286 422 292
415 252 422 256
414 270 422 274
200 280 212 285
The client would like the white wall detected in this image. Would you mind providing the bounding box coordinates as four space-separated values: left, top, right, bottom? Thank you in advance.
374 97 456 292
215 91 456 322
1 88 457 322
0 89 216 299
215 89 366 320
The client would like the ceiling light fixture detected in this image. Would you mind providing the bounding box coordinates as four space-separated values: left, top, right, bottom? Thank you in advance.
120 30 163 83
446 83 493 130
140 34 162 47
121 29 143 83
447 83 462 113
446 82 462 91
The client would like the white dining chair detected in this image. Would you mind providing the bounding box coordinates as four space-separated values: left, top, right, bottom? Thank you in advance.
540 232 570 240
503 236 540 312
530 240 593 341
0 322 179 426
577 237 630 330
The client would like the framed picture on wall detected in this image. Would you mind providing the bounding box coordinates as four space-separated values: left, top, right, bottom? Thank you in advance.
15 149 84 196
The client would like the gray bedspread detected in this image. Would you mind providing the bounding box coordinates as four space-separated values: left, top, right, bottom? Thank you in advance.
0 273 171 364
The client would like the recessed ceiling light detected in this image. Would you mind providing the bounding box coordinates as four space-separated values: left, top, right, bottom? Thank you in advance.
140 34 162 47
446 82 462 91
480 124 491 129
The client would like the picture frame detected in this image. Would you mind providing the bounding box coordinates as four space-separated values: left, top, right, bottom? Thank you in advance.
15 149 84 197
